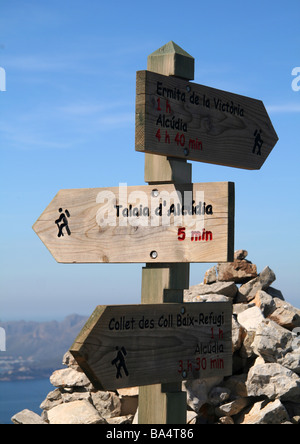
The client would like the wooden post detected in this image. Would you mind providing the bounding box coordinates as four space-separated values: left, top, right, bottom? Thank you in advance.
138 42 194 425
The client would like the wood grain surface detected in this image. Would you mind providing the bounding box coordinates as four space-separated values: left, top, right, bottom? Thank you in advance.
33 182 234 263
70 302 232 390
136 70 278 169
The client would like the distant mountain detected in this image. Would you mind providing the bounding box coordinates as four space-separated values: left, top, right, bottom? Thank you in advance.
0 314 88 381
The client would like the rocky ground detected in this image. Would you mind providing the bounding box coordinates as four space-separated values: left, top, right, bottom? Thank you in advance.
12 250 300 424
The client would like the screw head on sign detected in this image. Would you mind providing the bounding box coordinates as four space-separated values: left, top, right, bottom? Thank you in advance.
184 148 189 157
182 371 187 378
152 189 159 197
150 251 158 259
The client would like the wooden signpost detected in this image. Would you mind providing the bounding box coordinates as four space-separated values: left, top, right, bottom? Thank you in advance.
33 41 278 424
32 182 234 264
70 302 232 391
136 70 278 169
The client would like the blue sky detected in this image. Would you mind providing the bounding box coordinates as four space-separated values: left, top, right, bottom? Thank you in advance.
0 0 299 320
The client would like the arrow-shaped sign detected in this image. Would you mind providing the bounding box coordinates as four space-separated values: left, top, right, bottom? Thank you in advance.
135 70 278 169
70 302 232 391
32 182 234 264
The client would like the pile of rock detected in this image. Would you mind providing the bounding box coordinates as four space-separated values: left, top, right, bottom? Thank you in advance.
183 250 300 424
12 250 300 424
12 351 139 424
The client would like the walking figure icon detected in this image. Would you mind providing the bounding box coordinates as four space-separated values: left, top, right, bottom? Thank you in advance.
111 346 129 379
55 208 71 238
252 129 264 155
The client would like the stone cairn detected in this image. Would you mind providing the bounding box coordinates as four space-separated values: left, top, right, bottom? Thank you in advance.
12 250 300 424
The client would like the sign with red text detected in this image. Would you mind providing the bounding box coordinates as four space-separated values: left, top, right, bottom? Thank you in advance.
70 302 232 390
135 70 278 169
32 181 234 264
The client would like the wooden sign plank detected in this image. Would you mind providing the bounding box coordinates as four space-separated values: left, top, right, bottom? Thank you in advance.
70 302 232 391
135 70 278 169
32 182 234 264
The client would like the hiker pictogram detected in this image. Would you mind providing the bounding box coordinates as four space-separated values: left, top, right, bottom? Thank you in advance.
252 129 264 155
55 208 71 237
111 346 129 379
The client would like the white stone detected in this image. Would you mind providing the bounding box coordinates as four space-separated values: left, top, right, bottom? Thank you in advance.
246 363 300 402
237 306 264 332
239 399 289 424
47 400 106 424
50 368 91 389
11 409 47 425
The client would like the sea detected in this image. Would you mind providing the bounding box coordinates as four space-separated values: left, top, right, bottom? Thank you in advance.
0 379 53 424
